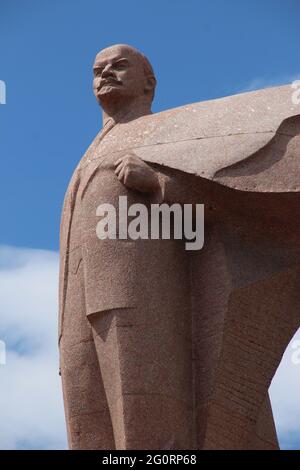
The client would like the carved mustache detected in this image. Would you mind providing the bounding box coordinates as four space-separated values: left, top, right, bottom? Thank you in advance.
98 78 122 90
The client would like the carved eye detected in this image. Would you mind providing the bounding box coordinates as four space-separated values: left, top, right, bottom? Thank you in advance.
94 68 103 77
114 62 127 70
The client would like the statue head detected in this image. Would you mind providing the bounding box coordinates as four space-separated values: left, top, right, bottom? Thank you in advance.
93 44 156 112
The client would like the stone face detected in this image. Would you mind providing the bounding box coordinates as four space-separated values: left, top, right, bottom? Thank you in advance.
59 44 300 450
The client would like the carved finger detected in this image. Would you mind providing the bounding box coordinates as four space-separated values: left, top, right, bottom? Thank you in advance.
117 166 126 182
114 161 124 175
115 157 125 166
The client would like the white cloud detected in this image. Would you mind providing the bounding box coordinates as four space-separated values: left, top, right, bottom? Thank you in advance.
0 245 299 449
270 331 300 450
0 246 67 449
239 73 300 93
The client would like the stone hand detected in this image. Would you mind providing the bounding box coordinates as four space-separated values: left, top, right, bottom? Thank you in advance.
114 153 160 193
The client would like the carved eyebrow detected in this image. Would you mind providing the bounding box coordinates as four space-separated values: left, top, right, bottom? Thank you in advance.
93 57 129 71
93 63 105 71
113 58 129 65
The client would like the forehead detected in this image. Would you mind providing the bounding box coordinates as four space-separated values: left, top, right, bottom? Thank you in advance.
94 47 138 67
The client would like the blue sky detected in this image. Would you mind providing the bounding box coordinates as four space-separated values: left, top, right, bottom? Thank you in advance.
0 0 300 450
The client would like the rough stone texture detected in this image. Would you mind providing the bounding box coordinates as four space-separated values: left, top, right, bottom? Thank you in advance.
59 44 300 450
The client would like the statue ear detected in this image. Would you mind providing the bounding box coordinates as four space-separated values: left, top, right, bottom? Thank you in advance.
144 76 156 96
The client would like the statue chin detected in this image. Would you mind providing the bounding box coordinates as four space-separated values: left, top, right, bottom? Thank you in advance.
97 87 127 107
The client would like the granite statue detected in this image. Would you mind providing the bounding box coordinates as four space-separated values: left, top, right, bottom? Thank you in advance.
59 44 300 449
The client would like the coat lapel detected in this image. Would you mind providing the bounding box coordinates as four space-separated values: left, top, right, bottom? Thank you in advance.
59 121 117 342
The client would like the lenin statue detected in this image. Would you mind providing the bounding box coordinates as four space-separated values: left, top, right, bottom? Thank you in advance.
59 44 300 449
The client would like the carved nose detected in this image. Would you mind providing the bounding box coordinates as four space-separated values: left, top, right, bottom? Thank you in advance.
102 66 114 78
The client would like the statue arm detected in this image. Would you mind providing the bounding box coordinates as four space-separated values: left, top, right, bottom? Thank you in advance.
114 152 223 210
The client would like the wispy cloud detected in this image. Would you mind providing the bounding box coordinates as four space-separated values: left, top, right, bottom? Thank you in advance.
0 246 67 449
270 330 300 450
0 245 299 449
238 73 300 93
